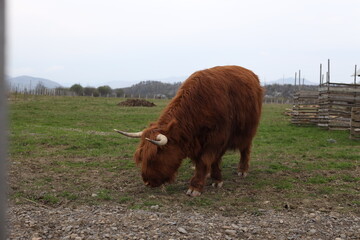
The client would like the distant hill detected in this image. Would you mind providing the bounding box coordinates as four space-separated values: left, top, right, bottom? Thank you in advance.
266 77 317 86
105 76 187 89
123 80 182 98
8 76 62 91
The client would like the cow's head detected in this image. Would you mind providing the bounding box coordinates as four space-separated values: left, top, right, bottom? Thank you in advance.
115 122 184 187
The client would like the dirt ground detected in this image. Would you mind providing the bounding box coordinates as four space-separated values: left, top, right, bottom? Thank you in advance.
7 203 360 240
7 136 360 240
7 155 360 239
117 99 156 107
7 164 360 240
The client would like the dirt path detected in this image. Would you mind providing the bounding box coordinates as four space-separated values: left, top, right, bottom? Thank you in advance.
7 204 360 240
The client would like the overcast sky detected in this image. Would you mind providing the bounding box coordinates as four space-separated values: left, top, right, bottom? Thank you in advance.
6 0 360 87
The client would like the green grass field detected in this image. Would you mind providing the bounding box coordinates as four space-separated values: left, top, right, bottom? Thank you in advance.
9 95 360 214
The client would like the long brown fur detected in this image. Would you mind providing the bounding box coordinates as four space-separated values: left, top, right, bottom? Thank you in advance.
133 65 263 193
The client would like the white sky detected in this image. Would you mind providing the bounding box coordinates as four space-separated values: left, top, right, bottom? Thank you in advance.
6 0 360 87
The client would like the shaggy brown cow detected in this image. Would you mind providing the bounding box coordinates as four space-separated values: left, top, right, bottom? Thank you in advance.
115 65 263 196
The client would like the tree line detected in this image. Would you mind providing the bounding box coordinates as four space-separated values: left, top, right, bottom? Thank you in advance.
122 81 182 99
68 84 124 97
68 81 182 98
10 81 181 98
264 84 317 99
11 80 319 101
10 82 124 97
54 81 182 98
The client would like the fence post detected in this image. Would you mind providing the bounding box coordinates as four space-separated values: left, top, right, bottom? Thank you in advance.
354 65 357 85
327 59 330 83
320 64 322 86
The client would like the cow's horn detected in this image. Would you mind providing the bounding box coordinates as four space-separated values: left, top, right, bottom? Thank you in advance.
146 134 168 146
114 129 143 138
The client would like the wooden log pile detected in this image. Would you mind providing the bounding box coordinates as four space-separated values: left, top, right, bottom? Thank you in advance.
291 91 319 125
350 107 360 140
318 83 360 130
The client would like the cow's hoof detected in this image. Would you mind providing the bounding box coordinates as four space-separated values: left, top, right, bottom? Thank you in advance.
238 172 248 178
186 188 201 197
211 181 223 188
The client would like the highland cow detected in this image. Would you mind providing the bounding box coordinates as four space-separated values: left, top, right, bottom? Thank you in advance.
115 65 263 196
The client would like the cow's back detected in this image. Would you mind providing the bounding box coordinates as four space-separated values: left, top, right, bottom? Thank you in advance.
162 65 263 152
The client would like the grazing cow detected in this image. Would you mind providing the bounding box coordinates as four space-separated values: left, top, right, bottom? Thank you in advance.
115 65 263 196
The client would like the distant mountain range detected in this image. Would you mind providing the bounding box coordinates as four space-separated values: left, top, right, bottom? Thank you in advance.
7 75 63 91
6 75 317 92
265 77 317 86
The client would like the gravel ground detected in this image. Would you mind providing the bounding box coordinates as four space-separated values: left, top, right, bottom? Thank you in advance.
7 204 360 240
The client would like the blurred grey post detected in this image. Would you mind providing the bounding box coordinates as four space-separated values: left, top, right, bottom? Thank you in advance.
354 65 357 85
327 59 330 83
0 0 7 238
319 64 322 86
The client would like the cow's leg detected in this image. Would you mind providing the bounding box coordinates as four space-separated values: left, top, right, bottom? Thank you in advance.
238 145 251 178
211 159 223 188
187 155 212 197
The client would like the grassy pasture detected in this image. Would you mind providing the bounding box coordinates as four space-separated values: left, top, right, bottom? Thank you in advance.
9 95 360 214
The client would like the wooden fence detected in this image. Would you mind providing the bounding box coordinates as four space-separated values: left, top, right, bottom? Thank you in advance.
291 82 360 141
318 82 360 130
350 107 360 140
291 91 319 125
